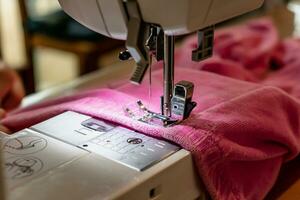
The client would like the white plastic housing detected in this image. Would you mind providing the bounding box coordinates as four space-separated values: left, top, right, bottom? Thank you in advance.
58 0 264 40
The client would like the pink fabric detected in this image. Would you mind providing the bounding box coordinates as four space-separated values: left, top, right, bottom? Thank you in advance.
2 18 300 200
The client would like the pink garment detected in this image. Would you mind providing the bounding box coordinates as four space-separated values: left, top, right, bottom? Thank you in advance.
2 19 300 200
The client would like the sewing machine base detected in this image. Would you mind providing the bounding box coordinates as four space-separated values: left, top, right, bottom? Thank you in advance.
1 111 205 200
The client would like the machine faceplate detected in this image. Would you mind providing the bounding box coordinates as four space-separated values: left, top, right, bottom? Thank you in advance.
32 111 180 171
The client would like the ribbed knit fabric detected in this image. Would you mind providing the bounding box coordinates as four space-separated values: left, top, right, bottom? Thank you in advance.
2 18 300 200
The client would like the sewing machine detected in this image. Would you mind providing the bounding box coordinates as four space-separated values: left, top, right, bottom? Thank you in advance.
0 0 264 199
58 0 264 124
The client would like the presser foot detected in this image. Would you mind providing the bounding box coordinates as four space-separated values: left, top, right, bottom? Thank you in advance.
124 101 179 127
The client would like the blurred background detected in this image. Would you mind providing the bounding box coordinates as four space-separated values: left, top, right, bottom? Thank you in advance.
0 0 124 94
0 0 300 95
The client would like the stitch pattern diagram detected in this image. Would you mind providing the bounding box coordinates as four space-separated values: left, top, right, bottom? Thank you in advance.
3 136 47 155
5 157 43 179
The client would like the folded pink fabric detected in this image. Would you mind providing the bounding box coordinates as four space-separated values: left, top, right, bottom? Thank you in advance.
2 18 300 200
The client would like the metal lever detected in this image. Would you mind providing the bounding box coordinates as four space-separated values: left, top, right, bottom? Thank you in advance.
125 0 150 84
192 26 215 62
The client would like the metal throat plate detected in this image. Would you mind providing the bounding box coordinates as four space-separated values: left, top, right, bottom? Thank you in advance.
32 111 180 171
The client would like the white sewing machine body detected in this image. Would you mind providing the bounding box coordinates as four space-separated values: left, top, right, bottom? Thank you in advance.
58 0 264 39
1 111 204 200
